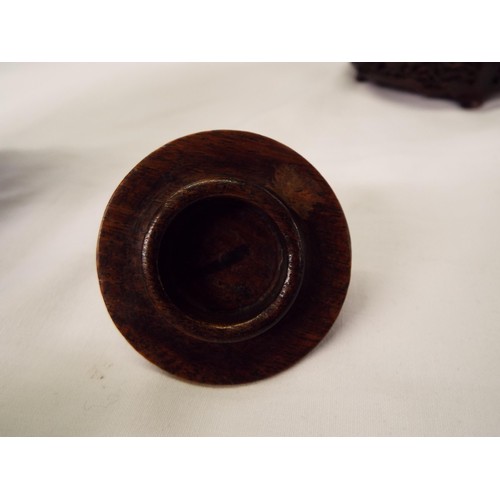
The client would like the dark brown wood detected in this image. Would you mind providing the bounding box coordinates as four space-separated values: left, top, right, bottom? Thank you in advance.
353 63 500 108
97 130 351 384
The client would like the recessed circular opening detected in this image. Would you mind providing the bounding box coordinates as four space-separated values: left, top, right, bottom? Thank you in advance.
157 196 288 325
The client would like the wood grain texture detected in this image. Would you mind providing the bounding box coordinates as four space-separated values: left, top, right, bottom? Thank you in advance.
97 130 351 384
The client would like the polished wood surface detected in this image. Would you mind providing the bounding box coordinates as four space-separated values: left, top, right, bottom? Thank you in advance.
97 130 351 384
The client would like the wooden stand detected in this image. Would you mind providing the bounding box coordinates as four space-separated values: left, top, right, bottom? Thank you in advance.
353 63 500 108
97 131 351 384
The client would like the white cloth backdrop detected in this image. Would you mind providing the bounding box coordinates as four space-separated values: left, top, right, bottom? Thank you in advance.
1 63 500 436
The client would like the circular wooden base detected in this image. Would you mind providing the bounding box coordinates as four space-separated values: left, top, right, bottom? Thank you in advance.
97 130 351 384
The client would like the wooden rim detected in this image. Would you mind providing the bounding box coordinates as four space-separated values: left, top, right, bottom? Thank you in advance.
97 130 351 385
141 178 305 343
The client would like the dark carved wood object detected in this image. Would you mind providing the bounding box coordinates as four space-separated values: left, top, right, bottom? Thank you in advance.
353 62 500 108
97 130 351 384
